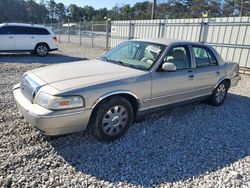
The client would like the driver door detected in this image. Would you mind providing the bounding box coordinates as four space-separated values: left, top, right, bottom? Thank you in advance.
150 45 197 108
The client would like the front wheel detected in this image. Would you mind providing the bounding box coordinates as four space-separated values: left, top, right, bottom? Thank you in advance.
90 96 133 141
35 43 49 57
209 81 228 106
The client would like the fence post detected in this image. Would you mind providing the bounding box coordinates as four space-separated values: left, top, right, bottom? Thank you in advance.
105 20 110 51
79 20 82 45
91 21 94 48
128 21 134 40
158 21 162 38
199 17 209 43
67 19 70 43
58 21 60 43
161 19 166 38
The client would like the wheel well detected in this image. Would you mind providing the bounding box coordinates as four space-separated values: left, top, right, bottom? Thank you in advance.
216 78 231 89
91 93 140 118
223 78 231 89
118 94 139 117
35 42 50 50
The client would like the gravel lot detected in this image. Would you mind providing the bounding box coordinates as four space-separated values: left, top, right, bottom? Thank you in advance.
0 43 250 187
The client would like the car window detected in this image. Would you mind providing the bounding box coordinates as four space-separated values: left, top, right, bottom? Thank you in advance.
0 26 15 34
0 26 50 35
163 45 191 70
18 26 50 35
0 26 29 35
103 41 165 71
12 26 27 34
29 27 50 35
192 46 218 67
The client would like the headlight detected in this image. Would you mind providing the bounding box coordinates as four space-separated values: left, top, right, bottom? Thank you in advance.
35 92 85 110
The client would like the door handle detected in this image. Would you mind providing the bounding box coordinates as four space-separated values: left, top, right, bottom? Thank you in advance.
31 36 34 39
9 36 14 39
189 75 195 79
216 71 220 75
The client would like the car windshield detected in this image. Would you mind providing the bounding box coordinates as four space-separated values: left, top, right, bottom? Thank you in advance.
100 41 166 71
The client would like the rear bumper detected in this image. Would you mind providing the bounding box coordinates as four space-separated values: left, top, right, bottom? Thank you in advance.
231 75 241 87
13 85 92 136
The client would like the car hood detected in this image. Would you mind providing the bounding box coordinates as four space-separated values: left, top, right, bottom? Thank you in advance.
31 59 145 91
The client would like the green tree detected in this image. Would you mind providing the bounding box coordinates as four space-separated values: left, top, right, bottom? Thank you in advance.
120 4 132 20
47 0 56 22
84 5 95 20
0 0 29 22
67 4 81 21
26 0 48 23
208 0 222 17
55 3 66 21
132 1 152 19
94 8 108 21
223 0 235 16
186 0 209 18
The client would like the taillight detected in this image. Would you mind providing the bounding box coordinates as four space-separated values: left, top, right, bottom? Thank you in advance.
53 36 57 41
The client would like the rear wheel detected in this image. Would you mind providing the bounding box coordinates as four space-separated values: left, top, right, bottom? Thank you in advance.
209 81 228 106
90 96 133 141
35 43 49 57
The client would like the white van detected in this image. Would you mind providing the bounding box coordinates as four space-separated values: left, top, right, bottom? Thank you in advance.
0 23 58 56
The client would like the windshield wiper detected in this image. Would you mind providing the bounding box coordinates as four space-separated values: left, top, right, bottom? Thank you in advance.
111 60 128 67
101 57 129 68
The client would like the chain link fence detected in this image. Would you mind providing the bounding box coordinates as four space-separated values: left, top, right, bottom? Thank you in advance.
44 20 110 50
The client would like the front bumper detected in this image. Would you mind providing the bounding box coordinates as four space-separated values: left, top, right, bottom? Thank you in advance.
13 85 92 136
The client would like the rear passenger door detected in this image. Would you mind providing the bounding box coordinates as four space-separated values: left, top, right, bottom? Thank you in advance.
191 45 221 95
15 26 38 50
0 26 16 51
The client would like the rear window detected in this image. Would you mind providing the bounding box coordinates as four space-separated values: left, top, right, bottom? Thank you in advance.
192 46 218 67
0 26 50 35
27 27 50 35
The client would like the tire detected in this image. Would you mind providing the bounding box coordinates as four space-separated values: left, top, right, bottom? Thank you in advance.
90 96 133 141
34 43 49 57
209 81 229 106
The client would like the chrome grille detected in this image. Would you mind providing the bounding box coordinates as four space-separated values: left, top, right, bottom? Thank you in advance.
20 75 40 102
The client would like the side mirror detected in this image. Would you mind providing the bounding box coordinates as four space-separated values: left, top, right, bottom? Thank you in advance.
161 62 177 72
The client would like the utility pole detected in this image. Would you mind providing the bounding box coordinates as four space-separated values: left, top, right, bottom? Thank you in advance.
240 0 243 17
151 0 156 20
240 0 250 16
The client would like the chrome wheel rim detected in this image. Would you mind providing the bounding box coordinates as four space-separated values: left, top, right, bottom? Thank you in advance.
37 45 48 56
102 105 128 136
215 83 226 103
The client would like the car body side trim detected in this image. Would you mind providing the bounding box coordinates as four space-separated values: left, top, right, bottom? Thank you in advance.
137 95 210 116
143 86 212 102
91 90 140 109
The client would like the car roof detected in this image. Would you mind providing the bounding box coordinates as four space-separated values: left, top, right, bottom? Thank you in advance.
0 23 48 29
131 38 204 46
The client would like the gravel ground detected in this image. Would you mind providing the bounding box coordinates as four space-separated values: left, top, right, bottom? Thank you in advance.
0 43 250 187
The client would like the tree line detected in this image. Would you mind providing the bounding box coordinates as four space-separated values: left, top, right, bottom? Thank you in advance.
0 0 249 23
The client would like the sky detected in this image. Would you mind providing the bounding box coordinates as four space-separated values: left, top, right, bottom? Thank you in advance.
54 0 147 9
